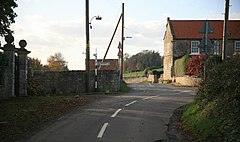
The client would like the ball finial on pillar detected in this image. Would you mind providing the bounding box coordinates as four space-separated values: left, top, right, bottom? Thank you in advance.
5 34 14 44
19 40 27 49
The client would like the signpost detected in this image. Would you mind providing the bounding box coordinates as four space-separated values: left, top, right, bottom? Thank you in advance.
199 20 214 54
199 20 214 80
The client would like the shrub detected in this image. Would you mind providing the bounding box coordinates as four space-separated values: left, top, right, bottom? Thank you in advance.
27 75 45 96
187 54 205 77
174 55 190 77
194 54 240 141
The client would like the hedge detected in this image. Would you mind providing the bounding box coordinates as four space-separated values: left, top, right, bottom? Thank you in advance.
173 55 190 77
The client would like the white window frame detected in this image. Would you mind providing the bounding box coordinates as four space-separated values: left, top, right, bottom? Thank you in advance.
235 41 240 53
214 40 220 55
191 41 200 55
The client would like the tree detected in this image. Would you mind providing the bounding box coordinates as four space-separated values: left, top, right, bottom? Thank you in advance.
123 53 131 61
47 52 68 71
0 0 18 36
28 57 45 70
124 50 162 72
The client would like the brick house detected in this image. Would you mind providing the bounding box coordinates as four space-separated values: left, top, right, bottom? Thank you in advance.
90 59 119 70
163 17 240 80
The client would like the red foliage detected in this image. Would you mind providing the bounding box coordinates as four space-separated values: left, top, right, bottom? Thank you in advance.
187 54 205 76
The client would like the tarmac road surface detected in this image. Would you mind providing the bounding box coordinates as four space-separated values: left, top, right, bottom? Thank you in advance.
27 83 196 142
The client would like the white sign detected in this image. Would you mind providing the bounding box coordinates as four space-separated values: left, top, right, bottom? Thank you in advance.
96 62 110 66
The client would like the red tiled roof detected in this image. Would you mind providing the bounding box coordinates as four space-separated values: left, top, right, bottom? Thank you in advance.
169 20 240 39
90 59 119 71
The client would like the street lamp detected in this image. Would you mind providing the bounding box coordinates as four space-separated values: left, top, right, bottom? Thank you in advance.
89 15 102 29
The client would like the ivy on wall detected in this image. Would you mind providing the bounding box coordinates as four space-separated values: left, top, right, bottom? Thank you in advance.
187 54 205 77
173 54 190 77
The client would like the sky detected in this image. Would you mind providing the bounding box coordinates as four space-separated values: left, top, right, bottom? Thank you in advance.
1 0 240 70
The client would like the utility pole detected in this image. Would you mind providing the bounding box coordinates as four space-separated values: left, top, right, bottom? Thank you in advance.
121 3 124 86
85 0 90 93
222 0 230 60
94 48 98 92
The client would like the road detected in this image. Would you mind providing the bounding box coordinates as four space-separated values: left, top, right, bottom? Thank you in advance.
27 83 196 142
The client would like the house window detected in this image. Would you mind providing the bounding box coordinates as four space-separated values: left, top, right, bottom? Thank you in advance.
235 41 240 53
214 40 220 55
191 41 200 55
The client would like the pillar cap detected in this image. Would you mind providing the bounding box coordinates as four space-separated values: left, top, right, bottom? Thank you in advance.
19 40 27 48
5 34 14 44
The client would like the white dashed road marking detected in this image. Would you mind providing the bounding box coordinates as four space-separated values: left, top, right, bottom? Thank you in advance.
125 100 137 107
111 109 122 118
142 96 158 100
97 123 109 138
97 96 158 138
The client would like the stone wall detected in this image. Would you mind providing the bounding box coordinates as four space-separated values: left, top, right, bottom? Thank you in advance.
30 70 120 95
0 67 5 96
124 77 147 84
97 70 120 92
175 76 202 86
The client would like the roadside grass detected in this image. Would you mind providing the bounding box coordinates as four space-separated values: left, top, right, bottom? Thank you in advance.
154 68 163 72
182 102 221 141
0 96 89 142
181 55 240 141
120 81 130 92
123 71 144 78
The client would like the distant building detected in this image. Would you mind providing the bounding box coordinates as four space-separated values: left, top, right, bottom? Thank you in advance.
163 17 240 80
90 59 119 71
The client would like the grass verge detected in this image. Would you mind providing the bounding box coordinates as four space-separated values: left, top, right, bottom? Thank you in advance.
0 96 89 142
120 81 130 92
123 71 144 78
181 102 220 141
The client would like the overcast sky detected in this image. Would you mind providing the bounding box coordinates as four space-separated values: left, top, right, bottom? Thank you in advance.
1 0 240 70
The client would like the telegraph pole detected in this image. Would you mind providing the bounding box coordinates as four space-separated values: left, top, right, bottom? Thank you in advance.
85 0 90 93
222 0 230 60
121 3 124 85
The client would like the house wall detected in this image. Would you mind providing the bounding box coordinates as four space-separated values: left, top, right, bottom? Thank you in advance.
163 23 174 80
30 70 120 95
173 39 236 57
173 40 191 58
225 40 236 57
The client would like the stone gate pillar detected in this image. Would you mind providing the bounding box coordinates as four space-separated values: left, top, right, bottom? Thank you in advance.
1 35 17 97
17 40 30 96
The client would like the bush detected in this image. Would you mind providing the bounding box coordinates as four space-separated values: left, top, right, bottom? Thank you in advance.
192 54 240 141
174 55 190 77
187 54 205 77
27 75 45 96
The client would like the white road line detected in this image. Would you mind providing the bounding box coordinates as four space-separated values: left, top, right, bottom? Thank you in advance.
111 109 122 118
142 96 157 100
125 100 137 107
97 123 109 138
